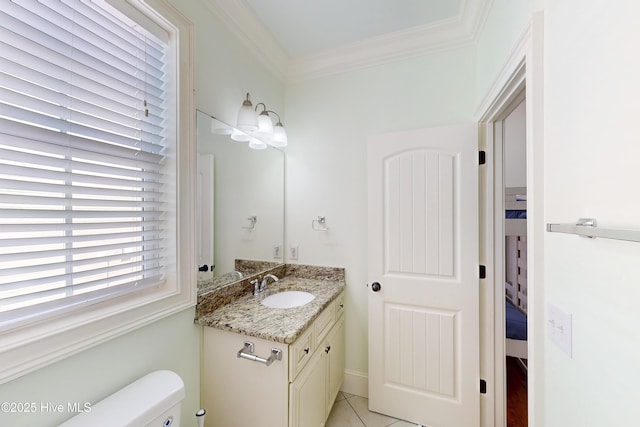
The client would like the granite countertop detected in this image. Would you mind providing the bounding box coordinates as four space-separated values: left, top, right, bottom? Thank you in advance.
195 272 344 344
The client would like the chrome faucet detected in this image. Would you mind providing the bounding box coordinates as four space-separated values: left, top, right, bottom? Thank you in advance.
252 274 279 295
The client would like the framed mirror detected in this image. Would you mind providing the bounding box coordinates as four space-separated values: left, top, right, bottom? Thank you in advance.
196 110 285 290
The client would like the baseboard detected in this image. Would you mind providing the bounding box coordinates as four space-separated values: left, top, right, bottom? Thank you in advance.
341 369 368 398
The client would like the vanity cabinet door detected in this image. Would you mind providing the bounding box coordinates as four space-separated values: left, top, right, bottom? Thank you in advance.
289 314 346 427
202 328 288 427
289 350 325 427
290 326 314 379
326 314 346 415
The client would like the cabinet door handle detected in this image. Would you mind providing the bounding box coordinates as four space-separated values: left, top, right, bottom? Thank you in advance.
303 347 310 354
324 345 331 354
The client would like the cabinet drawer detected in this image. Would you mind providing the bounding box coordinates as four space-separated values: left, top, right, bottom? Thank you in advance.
290 327 314 379
334 292 345 321
314 301 335 345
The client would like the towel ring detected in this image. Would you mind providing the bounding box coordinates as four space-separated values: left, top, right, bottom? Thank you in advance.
312 216 328 231
242 215 257 230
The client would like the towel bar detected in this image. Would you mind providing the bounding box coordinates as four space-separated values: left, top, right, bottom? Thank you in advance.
546 218 640 243
237 342 282 366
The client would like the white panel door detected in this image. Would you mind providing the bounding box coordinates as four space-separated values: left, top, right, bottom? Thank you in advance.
368 124 479 427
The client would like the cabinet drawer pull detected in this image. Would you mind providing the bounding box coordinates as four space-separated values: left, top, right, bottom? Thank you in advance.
325 345 331 354
237 342 282 366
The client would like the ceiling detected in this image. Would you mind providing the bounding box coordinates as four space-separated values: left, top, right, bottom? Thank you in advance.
243 0 463 58
204 0 492 82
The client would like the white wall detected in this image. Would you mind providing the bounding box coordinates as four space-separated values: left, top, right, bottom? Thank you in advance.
543 1 640 425
284 46 476 376
477 0 640 424
504 100 527 188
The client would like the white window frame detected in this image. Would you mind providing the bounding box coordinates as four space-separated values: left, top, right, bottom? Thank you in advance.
0 0 195 384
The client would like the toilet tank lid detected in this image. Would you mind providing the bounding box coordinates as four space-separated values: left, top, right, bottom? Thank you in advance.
58 370 185 427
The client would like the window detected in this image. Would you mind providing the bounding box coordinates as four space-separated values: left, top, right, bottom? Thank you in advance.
0 0 195 383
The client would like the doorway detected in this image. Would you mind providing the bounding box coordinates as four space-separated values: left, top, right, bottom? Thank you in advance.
476 12 543 427
498 95 528 426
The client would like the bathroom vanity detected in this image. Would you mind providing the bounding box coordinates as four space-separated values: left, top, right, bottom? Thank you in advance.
196 264 345 427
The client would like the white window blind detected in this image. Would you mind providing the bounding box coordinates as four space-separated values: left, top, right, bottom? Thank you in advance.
0 0 170 329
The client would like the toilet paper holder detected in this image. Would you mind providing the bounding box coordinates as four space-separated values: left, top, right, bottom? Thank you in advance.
237 341 282 366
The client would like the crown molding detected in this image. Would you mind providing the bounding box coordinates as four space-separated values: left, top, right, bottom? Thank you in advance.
203 0 493 83
288 0 494 82
461 0 494 40
287 16 472 82
201 0 289 81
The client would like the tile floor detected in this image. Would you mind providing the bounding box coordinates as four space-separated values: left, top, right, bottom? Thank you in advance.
326 392 418 427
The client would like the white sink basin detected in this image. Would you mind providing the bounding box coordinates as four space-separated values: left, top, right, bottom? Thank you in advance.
261 291 315 309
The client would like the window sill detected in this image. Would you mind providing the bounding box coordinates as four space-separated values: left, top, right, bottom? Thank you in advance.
0 283 196 384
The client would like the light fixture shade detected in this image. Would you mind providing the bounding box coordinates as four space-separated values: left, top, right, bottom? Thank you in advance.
257 111 274 134
248 137 267 150
271 122 288 147
236 93 258 132
230 128 250 142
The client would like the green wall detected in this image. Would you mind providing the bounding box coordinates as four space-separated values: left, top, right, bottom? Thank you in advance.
0 309 200 426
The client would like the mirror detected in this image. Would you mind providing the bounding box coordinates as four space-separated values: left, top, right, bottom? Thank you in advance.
196 110 285 290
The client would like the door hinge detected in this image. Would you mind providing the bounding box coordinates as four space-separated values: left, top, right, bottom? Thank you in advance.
480 379 487 394
479 265 486 279
479 150 486 165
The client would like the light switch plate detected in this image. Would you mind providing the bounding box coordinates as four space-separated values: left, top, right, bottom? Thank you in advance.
547 303 573 358
290 245 299 260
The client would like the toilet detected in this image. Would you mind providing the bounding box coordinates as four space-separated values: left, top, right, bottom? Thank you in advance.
58 370 185 427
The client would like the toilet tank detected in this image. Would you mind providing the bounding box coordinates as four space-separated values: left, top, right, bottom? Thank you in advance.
58 370 185 427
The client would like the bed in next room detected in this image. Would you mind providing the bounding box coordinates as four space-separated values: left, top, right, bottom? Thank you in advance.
504 187 528 360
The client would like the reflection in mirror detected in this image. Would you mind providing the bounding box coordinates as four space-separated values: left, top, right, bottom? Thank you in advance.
196 110 285 291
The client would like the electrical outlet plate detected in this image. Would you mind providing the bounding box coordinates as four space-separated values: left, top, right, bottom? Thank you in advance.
547 303 573 358
290 245 298 260
273 244 281 259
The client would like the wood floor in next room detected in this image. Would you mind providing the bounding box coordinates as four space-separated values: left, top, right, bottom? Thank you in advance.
507 356 528 427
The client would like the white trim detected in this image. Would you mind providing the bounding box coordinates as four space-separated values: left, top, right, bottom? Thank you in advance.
0 0 196 384
475 11 544 427
289 0 493 82
288 16 473 83
202 0 493 83
341 369 369 399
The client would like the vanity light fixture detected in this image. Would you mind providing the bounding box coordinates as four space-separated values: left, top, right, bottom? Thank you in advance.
236 93 259 132
230 128 250 142
269 111 288 148
234 93 288 148
248 136 267 150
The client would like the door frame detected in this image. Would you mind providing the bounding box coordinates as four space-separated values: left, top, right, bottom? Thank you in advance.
474 12 544 427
